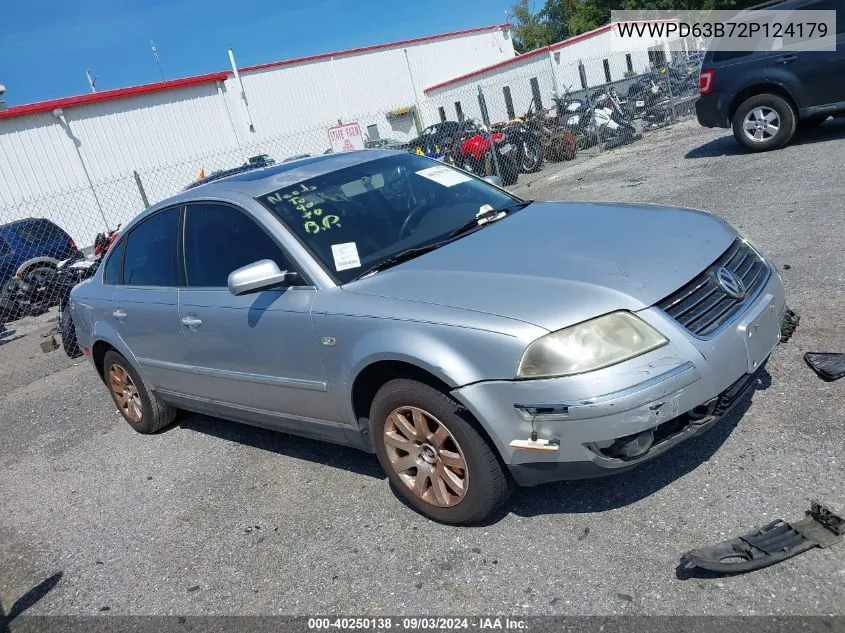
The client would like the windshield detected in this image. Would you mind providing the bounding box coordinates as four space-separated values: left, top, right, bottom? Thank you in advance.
257 153 519 284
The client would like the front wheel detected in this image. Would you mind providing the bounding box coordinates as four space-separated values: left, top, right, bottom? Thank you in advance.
371 379 511 524
732 93 796 152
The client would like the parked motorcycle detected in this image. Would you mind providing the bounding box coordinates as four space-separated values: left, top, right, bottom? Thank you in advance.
589 88 641 149
493 118 545 173
453 120 520 186
626 76 672 130
511 98 577 163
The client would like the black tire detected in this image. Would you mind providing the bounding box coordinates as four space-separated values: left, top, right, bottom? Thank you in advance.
519 137 543 173
60 307 82 358
732 93 796 152
102 350 176 434
798 115 829 130
371 378 511 524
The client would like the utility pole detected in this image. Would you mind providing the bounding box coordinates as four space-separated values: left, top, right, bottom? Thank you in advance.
150 40 166 82
86 69 97 93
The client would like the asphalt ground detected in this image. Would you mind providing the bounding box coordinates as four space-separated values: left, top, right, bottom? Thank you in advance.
1 117 844 618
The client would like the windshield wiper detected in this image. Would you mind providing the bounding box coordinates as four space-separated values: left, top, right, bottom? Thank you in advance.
354 243 447 280
447 200 532 239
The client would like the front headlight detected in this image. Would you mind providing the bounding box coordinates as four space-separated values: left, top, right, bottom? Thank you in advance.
517 311 668 379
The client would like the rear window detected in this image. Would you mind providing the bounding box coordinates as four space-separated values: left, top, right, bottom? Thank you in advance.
11 220 68 245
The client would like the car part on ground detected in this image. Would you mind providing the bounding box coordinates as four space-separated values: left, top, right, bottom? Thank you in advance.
679 503 843 576
804 352 845 382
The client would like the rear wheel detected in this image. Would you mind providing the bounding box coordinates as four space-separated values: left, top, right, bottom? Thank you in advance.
371 378 511 524
732 94 796 152
103 350 175 434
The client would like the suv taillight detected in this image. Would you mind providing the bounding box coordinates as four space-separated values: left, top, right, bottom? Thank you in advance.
68 238 78 253
699 69 714 95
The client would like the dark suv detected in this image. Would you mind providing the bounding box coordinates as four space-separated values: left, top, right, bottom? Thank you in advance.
696 0 844 151
0 218 77 284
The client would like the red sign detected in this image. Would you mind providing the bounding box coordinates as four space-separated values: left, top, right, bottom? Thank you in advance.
328 121 365 153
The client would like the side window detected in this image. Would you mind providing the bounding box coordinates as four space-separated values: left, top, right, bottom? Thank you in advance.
102 238 125 285
183 203 292 288
122 207 181 287
0 236 10 257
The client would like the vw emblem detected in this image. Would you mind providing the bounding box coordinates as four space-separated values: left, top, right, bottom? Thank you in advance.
714 266 746 300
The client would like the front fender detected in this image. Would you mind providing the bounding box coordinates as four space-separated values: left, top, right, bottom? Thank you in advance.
312 314 530 426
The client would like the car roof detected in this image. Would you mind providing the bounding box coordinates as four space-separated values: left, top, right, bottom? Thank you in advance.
0 217 57 231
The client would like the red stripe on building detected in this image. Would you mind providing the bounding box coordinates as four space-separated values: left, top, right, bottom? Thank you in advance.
0 72 229 120
424 23 614 95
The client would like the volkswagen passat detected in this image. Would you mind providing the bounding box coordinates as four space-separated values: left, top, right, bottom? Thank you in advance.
69 151 786 524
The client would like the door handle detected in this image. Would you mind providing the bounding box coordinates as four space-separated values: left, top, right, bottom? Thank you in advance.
776 55 797 64
181 315 202 330
112 309 127 322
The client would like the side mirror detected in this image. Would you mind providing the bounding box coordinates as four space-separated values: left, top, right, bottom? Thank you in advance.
483 175 503 188
228 259 297 296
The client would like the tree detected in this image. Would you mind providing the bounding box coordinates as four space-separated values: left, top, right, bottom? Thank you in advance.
509 0 555 53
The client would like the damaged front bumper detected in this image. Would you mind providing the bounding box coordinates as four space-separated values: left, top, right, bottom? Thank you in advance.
451 271 787 487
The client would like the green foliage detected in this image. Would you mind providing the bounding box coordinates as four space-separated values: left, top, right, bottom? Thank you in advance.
510 0 767 44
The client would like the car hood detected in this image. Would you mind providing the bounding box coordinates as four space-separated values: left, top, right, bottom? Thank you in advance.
344 201 737 331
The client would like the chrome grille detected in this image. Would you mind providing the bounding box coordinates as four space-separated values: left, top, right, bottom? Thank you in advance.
657 239 770 337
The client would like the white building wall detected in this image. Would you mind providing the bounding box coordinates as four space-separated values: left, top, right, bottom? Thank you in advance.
0 26 515 246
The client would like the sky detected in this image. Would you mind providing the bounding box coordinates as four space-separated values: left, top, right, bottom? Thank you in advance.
0 0 515 107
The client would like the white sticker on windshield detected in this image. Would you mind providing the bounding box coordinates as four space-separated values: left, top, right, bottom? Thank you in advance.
416 165 472 187
331 242 361 271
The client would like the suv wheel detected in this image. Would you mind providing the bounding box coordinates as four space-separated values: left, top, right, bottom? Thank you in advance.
732 94 796 151
371 378 511 524
103 350 176 434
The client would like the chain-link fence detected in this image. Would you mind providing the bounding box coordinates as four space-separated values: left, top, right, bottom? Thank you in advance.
0 46 702 382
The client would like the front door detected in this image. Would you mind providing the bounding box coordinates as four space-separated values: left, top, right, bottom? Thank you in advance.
175 202 341 424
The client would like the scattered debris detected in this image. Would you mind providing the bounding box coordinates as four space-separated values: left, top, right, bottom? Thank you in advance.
99 606 110 612
679 502 843 576
187 585 200 593
578 526 590 541
39 335 59 353
783 264 791 270
471 547 482 554
616 592 634 602
804 352 845 382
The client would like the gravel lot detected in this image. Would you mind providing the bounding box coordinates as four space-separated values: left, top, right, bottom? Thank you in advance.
2 118 844 618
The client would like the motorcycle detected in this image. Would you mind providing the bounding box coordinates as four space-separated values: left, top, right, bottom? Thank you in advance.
589 88 641 149
511 97 577 163
453 120 520 186
492 117 545 173
626 76 672 130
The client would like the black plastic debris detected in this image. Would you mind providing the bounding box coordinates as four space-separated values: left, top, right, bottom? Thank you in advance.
804 352 845 382
679 503 843 576
780 308 800 343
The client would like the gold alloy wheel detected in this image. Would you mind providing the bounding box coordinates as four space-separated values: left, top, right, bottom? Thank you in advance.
383 406 468 507
108 363 143 424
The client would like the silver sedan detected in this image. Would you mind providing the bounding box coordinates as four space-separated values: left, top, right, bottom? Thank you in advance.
69 150 786 524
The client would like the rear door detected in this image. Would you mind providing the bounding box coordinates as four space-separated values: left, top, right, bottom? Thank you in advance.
175 201 340 423
109 206 184 389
